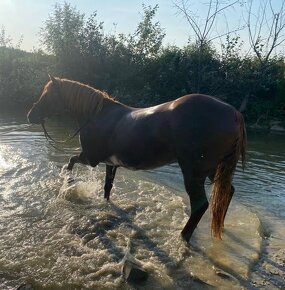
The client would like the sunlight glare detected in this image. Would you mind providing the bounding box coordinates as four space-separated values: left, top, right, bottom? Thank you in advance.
0 147 12 170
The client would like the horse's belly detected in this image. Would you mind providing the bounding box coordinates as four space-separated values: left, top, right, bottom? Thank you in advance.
104 154 136 169
104 153 176 170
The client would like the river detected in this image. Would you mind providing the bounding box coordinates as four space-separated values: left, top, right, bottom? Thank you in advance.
0 111 284 289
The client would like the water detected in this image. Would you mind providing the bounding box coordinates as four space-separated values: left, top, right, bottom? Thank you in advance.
0 111 284 289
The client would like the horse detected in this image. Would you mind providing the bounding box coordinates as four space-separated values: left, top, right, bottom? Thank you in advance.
27 76 246 242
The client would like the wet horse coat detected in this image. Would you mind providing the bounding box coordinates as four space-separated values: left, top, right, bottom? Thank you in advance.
27 77 246 242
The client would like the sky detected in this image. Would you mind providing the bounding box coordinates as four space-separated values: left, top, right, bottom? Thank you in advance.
0 0 191 51
0 0 284 53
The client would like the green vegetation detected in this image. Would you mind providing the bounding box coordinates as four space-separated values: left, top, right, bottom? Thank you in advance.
0 2 284 126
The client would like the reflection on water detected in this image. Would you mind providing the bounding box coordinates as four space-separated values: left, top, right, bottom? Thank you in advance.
0 148 12 170
0 112 284 289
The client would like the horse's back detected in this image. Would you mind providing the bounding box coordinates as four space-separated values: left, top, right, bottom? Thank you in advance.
170 94 240 172
173 93 235 116
171 94 238 133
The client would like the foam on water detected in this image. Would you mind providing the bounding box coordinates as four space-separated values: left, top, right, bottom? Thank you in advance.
0 165 263 289
1 117 283 289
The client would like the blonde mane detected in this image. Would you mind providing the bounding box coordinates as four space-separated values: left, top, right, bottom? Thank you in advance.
53 78 112 116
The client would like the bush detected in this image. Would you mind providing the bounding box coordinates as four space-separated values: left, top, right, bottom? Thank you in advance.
0 3 284 125
0 47 54 107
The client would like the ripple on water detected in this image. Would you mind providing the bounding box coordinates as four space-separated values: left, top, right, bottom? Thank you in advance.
0 165 263 290
1 119 284 289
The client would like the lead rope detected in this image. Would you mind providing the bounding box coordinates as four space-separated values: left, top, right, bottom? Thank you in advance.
40 80 104 150
40 119 89 151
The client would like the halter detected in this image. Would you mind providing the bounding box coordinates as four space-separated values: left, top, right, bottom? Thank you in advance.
39 78 105 150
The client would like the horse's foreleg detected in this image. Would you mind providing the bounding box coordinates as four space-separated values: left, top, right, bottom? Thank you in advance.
104 165 118 201
65 153 89 184
67 152 88 171
180 172 208 243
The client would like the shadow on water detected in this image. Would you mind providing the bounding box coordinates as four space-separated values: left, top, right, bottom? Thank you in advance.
1 113 285 289
225 229 259 254
205 229 257 286
247 239 285 289
65 199 214 289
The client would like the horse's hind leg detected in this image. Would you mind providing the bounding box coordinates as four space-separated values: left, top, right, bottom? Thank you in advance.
104 165 117 201
180 168 208 242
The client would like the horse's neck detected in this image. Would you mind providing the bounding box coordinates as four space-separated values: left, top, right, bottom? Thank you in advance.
75 92 130 125
61 82 98 116
100 97 131 116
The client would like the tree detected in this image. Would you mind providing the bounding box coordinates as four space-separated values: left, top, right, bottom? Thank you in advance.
40 2 85 78
174 0 243 92
115 4 166 104
238 0 285 116
40 2 84 56
174 0 243 47
0 26 12 47
129 4 165 62
0 25 23 48
247 0 285 64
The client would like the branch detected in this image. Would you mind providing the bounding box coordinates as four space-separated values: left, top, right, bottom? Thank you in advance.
209 25 245 42
174 0 242 45
247 0 285 63
174 0 202 40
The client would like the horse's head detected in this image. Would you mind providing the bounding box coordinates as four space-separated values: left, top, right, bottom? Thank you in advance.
27 75 64 124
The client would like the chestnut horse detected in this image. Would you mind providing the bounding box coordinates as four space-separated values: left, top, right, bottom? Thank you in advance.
27 76 246 242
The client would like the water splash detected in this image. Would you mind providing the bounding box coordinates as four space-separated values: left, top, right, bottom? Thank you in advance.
0 117 283 289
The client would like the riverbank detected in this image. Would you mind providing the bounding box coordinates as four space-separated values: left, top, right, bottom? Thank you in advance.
249 120 285 134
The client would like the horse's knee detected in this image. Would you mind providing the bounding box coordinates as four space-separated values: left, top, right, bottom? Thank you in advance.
67 152 88 171
67 155 78 171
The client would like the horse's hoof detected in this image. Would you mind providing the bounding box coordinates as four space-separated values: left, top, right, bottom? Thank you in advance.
104 194 110 201
67 176 75 184
181 232 190 243
122 259 148 283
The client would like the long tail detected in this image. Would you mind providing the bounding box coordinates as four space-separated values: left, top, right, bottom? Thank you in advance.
211 111 246 239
